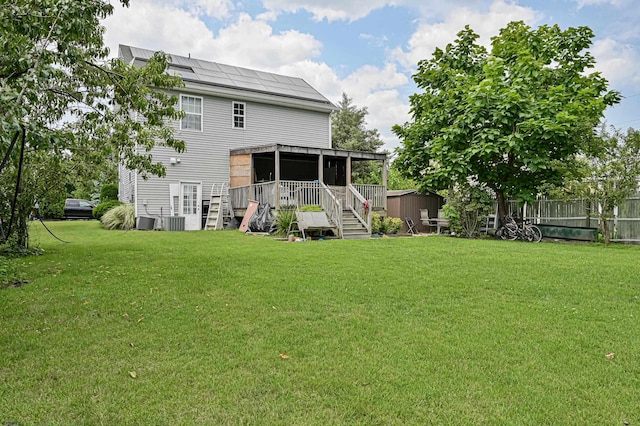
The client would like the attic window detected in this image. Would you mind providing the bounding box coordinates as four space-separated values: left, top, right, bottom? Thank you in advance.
232 101 245 129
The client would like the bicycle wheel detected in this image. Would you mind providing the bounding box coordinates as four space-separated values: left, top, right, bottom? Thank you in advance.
493 228 504 240
529 225 542 242
505 224 519 241
523 227 535 242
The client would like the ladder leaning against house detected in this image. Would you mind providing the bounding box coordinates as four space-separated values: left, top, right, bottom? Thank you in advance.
205 182 233 230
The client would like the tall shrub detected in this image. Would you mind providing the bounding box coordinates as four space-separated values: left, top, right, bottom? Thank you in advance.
100 204 135 230
100 184 119 202
443 183 493 237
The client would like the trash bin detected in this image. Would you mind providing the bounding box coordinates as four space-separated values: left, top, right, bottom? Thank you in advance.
137 216 156 230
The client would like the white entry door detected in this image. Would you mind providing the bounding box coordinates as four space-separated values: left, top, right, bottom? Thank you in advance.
180 182 202 230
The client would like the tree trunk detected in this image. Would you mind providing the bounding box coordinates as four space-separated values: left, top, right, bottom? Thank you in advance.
600 214 611 246
496 189 507 226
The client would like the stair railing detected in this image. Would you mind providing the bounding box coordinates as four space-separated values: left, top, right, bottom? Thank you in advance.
318 182 343 238
211 181 229 198
347 184 372 234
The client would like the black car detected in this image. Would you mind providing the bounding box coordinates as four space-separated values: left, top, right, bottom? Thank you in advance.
64 198 96 219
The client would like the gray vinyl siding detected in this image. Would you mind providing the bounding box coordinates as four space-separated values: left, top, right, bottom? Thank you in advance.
118 162 135 204
128 92 332 223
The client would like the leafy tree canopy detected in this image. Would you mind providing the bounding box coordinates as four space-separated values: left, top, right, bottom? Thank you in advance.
332 93 384 153
393 21 620 220
0 0 185 249
331 93 385 183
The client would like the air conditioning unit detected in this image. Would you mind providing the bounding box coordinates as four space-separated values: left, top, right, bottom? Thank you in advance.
137 216 156 230
164 216 185 231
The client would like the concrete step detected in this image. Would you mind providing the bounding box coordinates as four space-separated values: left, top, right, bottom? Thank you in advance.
342 232 370 240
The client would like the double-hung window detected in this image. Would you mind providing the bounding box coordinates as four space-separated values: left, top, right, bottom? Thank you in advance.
232 101 245 129
180 95 202 131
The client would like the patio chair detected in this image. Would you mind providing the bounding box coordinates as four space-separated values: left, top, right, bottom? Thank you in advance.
435 209 450 234
420 209 438 232
419 209 431 227
405 217 418 235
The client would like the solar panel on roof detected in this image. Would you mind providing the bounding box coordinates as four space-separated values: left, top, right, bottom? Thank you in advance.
255 71 277 82
237 68 259 78
121 44 333 105
194 61 221 72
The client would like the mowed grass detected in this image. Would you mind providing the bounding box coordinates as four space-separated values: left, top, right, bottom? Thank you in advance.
1 221 639 424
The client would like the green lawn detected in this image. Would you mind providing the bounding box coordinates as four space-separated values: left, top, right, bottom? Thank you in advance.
1 221 639 424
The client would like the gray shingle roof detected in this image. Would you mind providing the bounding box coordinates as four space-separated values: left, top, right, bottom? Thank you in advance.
119 45 335 108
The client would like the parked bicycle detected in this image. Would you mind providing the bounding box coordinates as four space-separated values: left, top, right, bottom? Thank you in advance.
495 214 542 242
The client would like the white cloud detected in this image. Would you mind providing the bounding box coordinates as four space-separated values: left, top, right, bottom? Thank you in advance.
203 13 322 70
139 0 236 19
103 3 321 71
189 0 236 18
343 64 409 98
359 89 411 151
390 0 540 69
260 0 487 22
592 38 640 91
340 64 411 150
275 60 342 100
103 2 215 58
573 0 628 7
260 0 396 22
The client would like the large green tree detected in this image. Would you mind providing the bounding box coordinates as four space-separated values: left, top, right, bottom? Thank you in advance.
393 22 620 221
331 93 385 183
0 0 185 250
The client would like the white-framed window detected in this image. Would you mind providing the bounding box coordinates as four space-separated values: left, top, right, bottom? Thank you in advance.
180 95 203 131
232 101 245 129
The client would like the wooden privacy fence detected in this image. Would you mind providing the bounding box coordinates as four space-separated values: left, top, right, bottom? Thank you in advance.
505 196 640 242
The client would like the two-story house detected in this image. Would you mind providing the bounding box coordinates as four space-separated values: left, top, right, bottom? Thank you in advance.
118 45 387 238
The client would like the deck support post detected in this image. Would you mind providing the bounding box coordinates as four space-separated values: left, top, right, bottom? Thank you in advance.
275 149 281 209
249 154 254 205
382 158 388 212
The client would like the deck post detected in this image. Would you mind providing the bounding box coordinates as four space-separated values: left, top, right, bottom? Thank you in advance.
318 153 324 184
249 154 254 205
346 155 352 186
275 149 281 209
382 158 388 211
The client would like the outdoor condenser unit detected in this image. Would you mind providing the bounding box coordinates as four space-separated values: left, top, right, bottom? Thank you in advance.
137 216 156 231
164 216 185 231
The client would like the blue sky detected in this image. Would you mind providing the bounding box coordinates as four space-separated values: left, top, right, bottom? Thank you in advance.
103 0 640 151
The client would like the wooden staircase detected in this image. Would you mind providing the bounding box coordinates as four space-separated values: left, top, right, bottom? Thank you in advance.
205 182 233 230
341 209 370 239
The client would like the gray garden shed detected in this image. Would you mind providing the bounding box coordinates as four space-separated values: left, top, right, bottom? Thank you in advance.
387 190 445 233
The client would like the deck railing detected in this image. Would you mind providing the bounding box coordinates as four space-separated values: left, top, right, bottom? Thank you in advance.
347 184 372 234
353 184 386 210
253 182 277 206
282 180 320 207
318 182 342 237
230 185 249 211
229 181 376 236
230 181 374 236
